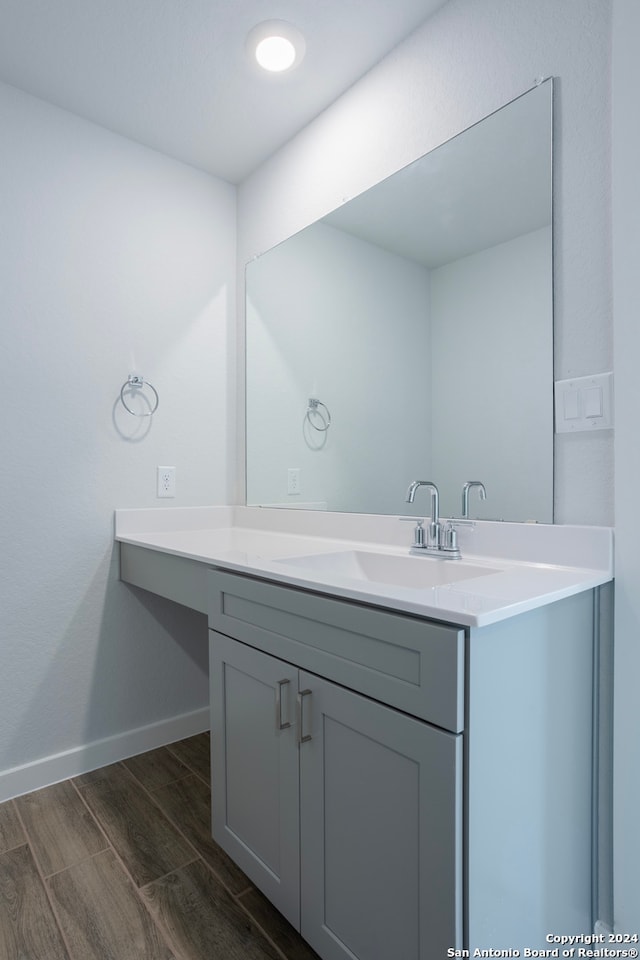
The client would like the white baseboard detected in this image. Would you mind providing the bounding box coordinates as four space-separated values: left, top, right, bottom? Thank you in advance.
0 707 209 803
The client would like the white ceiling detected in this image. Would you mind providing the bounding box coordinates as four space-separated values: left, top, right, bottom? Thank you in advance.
0 0 448 183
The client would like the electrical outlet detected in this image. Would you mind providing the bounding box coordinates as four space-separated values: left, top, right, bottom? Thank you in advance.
287 468 301 495
157 466 176 498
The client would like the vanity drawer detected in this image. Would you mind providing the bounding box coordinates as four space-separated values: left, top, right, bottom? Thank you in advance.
209 569 464 732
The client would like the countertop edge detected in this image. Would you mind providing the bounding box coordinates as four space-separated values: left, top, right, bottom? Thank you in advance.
116 526 612 629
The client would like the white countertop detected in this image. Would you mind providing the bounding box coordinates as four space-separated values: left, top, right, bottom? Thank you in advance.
114 506 613 627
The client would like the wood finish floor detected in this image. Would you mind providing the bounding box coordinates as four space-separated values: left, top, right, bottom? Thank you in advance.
0 733 320 960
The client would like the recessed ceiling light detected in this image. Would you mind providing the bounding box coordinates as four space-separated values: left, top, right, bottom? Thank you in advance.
246 20 306 73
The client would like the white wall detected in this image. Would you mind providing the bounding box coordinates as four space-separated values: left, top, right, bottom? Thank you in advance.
0 81 235 797
237 0 612 526
612 0 640 933
431 228 553 522
246 222 431 512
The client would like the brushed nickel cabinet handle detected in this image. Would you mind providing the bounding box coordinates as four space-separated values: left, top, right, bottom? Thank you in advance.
275 678 291 730
297 689 312 744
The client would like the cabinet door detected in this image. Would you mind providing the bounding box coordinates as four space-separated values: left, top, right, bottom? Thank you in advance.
299 672 463 960
210 632 300 927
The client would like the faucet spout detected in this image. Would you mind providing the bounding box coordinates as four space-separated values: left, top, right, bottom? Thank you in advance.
405 480 439 525
462 481 487 519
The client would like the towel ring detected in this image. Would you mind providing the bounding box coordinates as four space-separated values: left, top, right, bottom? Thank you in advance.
306 398 331 432
120 374 159 417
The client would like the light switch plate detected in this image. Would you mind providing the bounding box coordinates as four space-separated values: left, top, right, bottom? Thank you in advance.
554 372 613 433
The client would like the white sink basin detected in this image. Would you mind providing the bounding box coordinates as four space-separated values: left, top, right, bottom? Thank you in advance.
275 549 500 590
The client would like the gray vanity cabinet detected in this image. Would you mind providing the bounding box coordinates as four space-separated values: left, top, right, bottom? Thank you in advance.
209 570 464 959
209 635 300 927
298 670 461 960
208 568 600 958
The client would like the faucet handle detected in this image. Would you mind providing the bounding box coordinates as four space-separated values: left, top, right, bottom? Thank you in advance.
399 516 425 548
441 521 462 559
442 522 458 551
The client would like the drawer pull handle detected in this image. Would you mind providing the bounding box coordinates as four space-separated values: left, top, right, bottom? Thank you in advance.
275 679 291 730
297 689 312 744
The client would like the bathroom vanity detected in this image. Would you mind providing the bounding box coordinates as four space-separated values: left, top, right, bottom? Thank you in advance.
116 506 613 958
210 569 463 958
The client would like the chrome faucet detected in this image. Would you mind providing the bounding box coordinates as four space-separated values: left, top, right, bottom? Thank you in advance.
406 479 439 521
404 481 461 558
462 481 487 519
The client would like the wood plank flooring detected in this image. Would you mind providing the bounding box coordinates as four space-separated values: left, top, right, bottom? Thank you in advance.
0 733 320 960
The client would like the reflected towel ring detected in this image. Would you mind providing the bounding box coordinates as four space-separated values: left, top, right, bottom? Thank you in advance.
120 374 159 417
306 398 331 432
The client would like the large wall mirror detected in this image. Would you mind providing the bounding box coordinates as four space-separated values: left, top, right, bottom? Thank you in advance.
246 80 553 522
